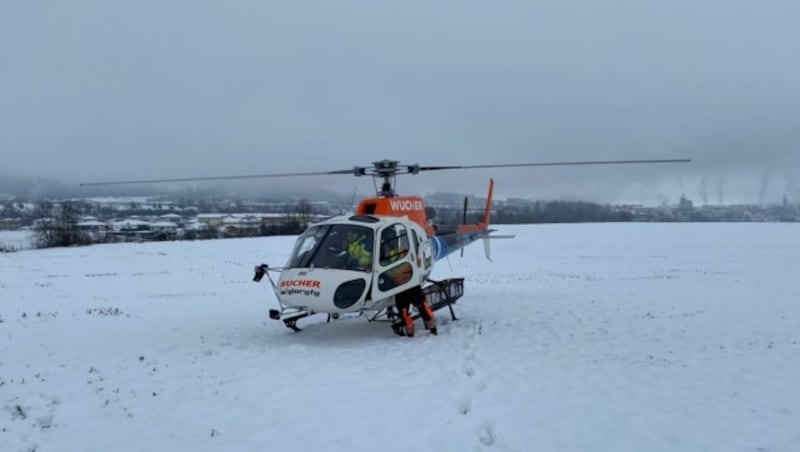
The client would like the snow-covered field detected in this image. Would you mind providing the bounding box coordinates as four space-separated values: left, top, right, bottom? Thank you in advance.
0 230 33 252
1 223 798 452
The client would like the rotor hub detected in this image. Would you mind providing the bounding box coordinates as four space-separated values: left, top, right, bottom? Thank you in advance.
350 160 424 197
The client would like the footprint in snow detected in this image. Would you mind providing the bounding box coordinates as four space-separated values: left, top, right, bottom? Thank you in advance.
458 398 471 415
478 423 497 447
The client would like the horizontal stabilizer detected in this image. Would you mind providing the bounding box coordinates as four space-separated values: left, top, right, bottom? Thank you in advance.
486 234 515 239
483 233 515 261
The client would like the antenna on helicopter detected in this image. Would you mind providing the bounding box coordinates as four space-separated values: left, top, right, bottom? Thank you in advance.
460 196 468 258
349 186 358 210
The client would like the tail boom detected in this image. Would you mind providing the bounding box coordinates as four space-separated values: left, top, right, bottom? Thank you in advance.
431 179 497 260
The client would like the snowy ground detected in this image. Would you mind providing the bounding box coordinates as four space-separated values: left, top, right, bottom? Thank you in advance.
1 223 799 452
0 230 33 252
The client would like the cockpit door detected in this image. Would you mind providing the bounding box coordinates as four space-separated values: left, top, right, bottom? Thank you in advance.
371 222 418 301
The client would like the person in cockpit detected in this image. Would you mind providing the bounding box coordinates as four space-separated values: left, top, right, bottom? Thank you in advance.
345 229 372 271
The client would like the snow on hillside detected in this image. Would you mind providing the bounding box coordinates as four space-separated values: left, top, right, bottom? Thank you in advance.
1 223 799 452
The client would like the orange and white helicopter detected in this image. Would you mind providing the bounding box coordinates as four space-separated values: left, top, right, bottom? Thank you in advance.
83 158 689 334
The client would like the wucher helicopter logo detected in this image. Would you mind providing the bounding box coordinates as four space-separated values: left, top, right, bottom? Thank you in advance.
389 199 424 211
279 279 322 297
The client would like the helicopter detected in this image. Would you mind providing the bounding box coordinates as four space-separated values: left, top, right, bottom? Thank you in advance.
82 157 690 334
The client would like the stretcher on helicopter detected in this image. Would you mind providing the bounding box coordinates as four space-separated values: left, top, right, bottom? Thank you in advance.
82 157 690 335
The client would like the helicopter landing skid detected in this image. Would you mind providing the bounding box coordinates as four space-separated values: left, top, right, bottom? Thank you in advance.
269 308 341 332
269 309 313 332
269 278 464 333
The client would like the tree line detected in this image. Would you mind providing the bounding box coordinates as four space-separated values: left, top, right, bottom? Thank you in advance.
434 200 632 225
30 200 317 249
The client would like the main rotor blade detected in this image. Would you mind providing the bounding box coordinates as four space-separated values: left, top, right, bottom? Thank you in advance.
80 169 355 187
417 158 691 172
80 158 691 187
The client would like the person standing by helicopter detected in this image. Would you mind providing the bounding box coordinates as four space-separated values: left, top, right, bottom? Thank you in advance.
395 285 436 337
381 227 437 337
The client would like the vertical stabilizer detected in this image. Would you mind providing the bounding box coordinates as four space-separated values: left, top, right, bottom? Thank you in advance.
481 178 495 229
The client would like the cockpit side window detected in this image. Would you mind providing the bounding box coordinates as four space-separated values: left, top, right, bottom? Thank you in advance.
379 223 410 266
286 224 374 271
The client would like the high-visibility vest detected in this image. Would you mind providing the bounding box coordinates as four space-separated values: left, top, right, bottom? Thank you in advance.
382 242 405 264
348 237 371 266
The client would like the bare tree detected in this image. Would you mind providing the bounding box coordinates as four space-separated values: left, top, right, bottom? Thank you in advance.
295 199 313 229
33 201 92 248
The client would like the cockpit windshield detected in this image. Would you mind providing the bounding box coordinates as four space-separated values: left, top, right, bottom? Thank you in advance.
286 224 374 272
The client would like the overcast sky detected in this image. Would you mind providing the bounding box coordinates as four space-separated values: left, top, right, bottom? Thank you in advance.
2 1 799 204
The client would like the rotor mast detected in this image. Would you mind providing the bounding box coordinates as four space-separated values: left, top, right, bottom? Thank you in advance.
354 159 421 198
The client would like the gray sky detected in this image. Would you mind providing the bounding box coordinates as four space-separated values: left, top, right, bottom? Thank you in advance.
2 0 799 204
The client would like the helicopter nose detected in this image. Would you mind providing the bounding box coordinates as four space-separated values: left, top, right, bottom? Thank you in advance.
333 278 368 309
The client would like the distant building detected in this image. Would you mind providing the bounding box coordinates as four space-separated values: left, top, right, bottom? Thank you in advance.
678 194 693 209
76 220 108 241
222 214 262 237
196 214 226 228
0 218 22 230
258 213 287 226
111 219 153 240
150 221 179 240
158 213 183 224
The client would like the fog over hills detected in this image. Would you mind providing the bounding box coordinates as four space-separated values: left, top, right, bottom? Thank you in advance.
3 2 800 205
2 170 798 208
